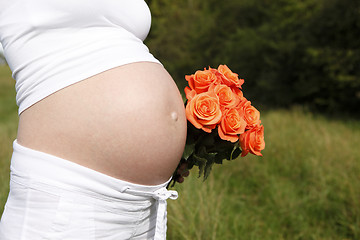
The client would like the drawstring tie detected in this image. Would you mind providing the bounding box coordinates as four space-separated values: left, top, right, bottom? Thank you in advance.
122 186 178 240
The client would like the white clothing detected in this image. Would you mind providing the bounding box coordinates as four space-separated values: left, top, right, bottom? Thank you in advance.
0 0 161 114
0 140 177 240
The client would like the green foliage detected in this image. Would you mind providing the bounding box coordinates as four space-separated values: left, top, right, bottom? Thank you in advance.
168 124 242 187
145 0 360 116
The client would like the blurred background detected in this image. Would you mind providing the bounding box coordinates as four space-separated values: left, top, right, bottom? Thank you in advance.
1 0 359 239
145 0 360 117
0 44 5 65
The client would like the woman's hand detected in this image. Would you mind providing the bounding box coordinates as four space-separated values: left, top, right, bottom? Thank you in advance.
175 161 190 183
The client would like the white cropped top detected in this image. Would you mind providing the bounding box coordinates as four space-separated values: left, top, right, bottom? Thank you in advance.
0 0 161 114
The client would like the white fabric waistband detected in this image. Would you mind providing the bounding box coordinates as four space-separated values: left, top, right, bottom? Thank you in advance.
10 140 178 240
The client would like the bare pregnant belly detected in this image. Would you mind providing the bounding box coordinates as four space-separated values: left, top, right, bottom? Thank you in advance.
17 62 187 185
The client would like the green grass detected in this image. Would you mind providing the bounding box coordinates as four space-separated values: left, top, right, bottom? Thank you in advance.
167 109 360 240
0 65 17 216
0 65 359 239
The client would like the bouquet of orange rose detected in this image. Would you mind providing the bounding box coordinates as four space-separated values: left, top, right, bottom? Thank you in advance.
169 65 265 187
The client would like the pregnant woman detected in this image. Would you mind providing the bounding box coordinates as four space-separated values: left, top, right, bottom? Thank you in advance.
0 0 187 239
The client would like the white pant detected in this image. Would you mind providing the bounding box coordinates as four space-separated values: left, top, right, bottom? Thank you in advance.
0 140 177 240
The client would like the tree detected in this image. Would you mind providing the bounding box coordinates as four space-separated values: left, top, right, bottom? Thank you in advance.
146 0 360 115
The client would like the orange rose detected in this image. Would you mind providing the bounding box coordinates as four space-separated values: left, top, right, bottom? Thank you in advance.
232 87 244 99
209 84 241 109
217 65 244 88
186 92 222 133
185 68 219 94
218 108 247 142
238 100 261 129
184 87 196 101
239 125 265 157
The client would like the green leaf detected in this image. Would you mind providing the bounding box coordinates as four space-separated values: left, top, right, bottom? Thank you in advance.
198 146 216 159
213 144 234 161
182 142 196 160
212 136 237 152
214 155 223 164
203 158 215 181
194 146 217 179
230 146 242 160
201 134 216 147
187 157 195 170
193 153 207 178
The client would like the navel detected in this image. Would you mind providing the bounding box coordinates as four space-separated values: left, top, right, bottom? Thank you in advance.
171 111 178 122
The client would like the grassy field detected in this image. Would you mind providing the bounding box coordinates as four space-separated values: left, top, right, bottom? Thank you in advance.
0 65 17 216
0 65 359 239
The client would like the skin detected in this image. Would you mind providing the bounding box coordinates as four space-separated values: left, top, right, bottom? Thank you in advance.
176 161 190 183
17 62 189 185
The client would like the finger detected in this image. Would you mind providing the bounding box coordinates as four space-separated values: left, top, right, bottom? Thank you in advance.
177 168 189 176
176 176 184 183
178 162 188 171
182 170 190 177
